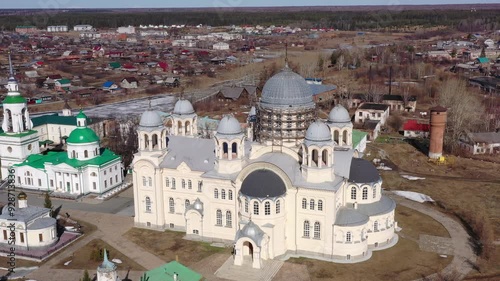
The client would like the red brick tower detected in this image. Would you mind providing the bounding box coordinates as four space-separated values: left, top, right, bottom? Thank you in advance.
428 106 448 159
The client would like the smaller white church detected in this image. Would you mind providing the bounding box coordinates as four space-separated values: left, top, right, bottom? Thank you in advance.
0 192 58 250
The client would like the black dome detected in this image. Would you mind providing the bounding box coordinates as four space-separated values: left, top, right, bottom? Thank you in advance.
241 170 286 198
348 158 380 183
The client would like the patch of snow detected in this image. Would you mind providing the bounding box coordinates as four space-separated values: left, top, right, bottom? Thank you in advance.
64 260 72 266
393 190 434 203
440 255 448 258
401 174 425 180
395 227 402 232
112 258 122 264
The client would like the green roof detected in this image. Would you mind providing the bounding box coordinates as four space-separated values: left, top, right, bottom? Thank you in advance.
32 113 94 127
352 129 368 149
56 79 71 85
143 261 202 281
3 95 27 104
13 149 121 170
109 62 121 69
67 127 99 144
477 57 489 63
76 110 88 120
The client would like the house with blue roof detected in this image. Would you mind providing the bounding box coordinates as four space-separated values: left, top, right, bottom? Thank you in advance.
102 81 119 92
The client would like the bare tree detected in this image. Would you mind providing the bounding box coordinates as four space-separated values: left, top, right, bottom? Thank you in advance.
367 85 384 103
337 55 345 71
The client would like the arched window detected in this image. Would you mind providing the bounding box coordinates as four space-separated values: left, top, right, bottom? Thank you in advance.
232 143 238 157
226 211 232 227
351 187 357 200
222 142 228 158
334 130 340 144
303 220 310 237
214 188 219 199
142 176 147 186
310 199 315 210
253 201 259 215
245 198 249 213
90 172 97 177
182 179 186 188
264 201 271 215
302 198 307 209
144 134 150 148
165 177 170 187
198 181 203 192
318 200 323 211
169 197 174 213
24 171 33 185
228 190 233 200
321 149 328 167
373 186 377 199
314 222 321 239
343 130 348 145
152 134 158 148
72 150 76 158
172 178 176 189
177 121 183 134
84 150 88 158
346 231 352 242
185 199 190 210
374 221 379 232
276 200 281 214
221 189 226 199
362 187 368 200
188 180 192 189
311 149 319 167
148 177 152 187
216 209 222 226
185 120 191 134
145 197 152 212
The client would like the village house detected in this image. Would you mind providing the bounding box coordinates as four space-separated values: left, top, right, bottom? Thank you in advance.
215 85 258 104
74 25 93 31
102 81 119 92
355 103 390 125
55 79 72 92
459 131 500 155
15 26 37 34
403 120 430 138
120 77 139 89
213 42 230 50
382 95 417 112
47 26 68 32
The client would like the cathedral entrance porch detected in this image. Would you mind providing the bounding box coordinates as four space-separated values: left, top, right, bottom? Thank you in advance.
215 255 283 281
234 238 261 269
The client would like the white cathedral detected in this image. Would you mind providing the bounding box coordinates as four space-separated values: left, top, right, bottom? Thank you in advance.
132 65 397 267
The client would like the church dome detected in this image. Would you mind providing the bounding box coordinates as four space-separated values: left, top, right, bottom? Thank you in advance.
139 109 163 127
328 104 351 123
305 121 331 142
173 99 195 115
67 128 100 144
241 221 264 239
241 169 286 198
261 66 313 107
192 198 203 211
217 115 241 135
76 110 88 120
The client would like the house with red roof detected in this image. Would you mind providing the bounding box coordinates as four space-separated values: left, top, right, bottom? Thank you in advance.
403 119 430 138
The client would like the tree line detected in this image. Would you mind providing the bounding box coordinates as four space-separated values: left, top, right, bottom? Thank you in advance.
0 9 499 31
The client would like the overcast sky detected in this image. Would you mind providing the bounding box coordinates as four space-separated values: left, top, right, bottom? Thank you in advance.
1 0 498 9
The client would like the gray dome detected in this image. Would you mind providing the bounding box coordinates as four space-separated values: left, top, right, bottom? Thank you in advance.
139 110 163 127
237 221 265 246
193 198 203 211
241 169 286 198
305 121 331 142
261 66 313 107
329 104 351 123
217 115 241 135
173 99 195 115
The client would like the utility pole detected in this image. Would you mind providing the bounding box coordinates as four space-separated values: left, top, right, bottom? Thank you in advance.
388 65 393 95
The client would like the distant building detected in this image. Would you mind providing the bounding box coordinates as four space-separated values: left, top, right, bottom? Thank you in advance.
354 103 390 125
120 77 139 89
403 120 430 138
47 25 68 32
213 42 230 50
117 26 135 34
141 261 203 281
382 95 417 112
15 26 37 34
74 25 93 31
459 132 500 155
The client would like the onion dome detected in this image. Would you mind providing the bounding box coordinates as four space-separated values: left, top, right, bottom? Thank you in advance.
192 198 203 211
305 121 332 142
241 169 286 198
328 104 351 123
238 221 265 246
76 110 88 120
261 66 313 107
67 127 99 144
217 115 241 135
173 99 195 115
139 109 163 127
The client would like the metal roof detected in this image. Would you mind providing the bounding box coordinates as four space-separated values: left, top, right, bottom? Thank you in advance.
240 169 286 198
335 208 369 226
348 158 380 183
260 66 314 108
160 136 215 172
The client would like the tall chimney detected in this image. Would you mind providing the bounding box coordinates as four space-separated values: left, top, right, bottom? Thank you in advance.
428 106 448 159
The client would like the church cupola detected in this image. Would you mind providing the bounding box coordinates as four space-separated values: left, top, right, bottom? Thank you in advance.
214 115 246 174
170 99 198 137
301 120 335 183
1 53 32 134
66 110 101 160
137 105 166 152
96 249 118 281
76 110 88 127
61 100 72 117
327 104 353 148
18 192 28 209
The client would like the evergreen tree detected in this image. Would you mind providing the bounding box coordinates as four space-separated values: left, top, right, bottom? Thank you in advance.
81 270 91 281
44 192 52 209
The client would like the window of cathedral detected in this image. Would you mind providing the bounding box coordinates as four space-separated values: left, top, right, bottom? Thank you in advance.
276 200 281 214
303 221 310 238
302 198 307 209
214 188 219 199
165 178 170 187
182 179 186 188
374 221 379 232
104 170 107 176
314 222 321 239
185 199 190 211
264 201 271 215
188 180 192 189
93 182 96 190
169 198 175 213
373 186 377 199
318 200 323 211
84 150 88 158
172 178 176 189
310 199 315 210
148 177 152 187
216 209 222 226
228 190 233 200
226 211 232 227
253 201 259 215
145 197 152 213
351 187 357 200
362 187 368 200
221 189 226 199
245 199 249 213
197 181 203 192
346 232 352 242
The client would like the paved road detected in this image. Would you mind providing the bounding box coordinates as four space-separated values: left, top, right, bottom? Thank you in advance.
389 194 477 281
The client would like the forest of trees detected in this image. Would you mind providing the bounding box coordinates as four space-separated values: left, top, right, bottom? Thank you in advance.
0 8 499 32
